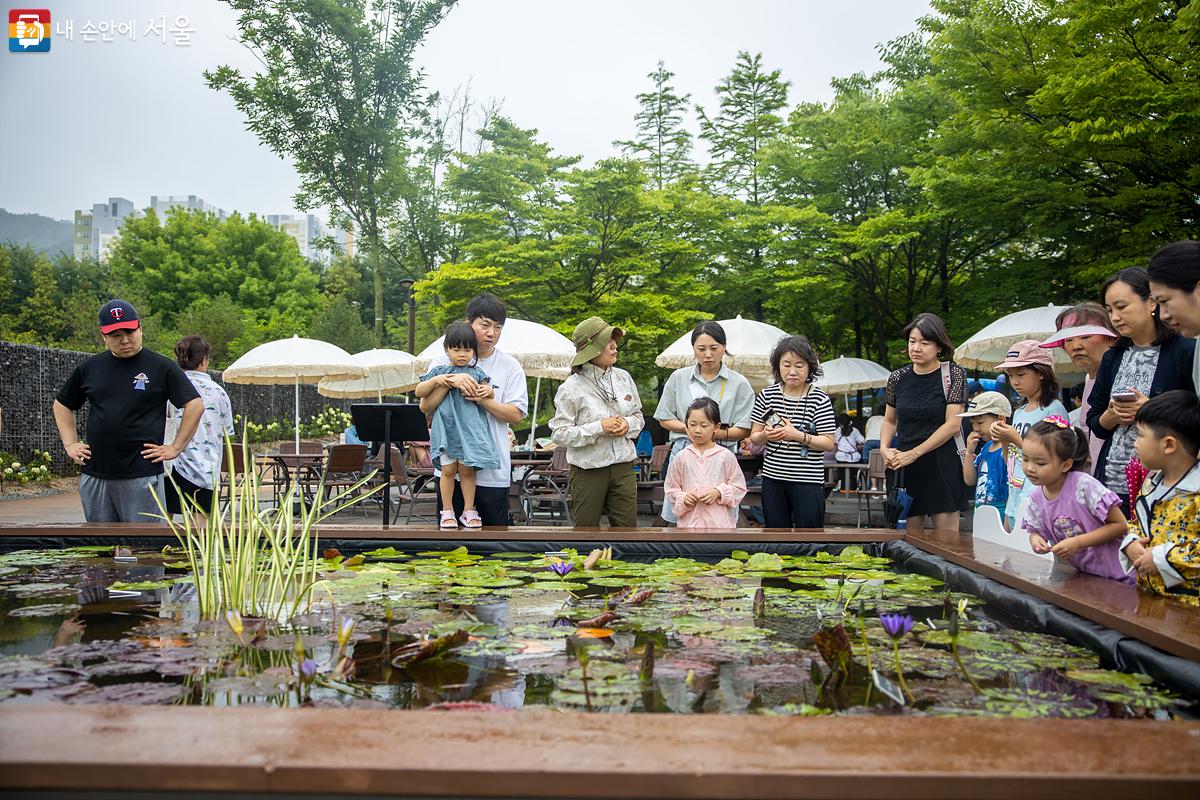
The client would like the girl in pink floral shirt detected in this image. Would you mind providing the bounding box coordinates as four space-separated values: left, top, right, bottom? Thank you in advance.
1020 416 1133 583
665 398 748 529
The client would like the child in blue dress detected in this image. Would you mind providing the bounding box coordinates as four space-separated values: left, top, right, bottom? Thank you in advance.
415 323 501 529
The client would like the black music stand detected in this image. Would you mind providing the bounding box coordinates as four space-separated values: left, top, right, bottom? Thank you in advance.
351 403 429 526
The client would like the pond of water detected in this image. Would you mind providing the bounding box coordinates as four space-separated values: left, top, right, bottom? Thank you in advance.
0 544 1192 718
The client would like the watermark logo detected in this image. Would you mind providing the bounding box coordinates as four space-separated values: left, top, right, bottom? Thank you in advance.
9 8 50 52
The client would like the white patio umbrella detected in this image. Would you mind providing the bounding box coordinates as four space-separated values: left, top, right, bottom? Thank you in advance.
223 335 367 453
815 356 891 395
955 305 1072 370
655 315 789 381
414 318 576 448
317 348 418 401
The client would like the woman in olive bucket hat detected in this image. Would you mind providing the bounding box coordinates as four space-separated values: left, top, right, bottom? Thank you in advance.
549 316 645 527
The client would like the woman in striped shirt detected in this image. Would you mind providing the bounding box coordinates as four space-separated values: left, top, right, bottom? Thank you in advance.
749 336 837 528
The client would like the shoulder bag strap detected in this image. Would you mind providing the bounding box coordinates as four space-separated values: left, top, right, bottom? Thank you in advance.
941 361 968 461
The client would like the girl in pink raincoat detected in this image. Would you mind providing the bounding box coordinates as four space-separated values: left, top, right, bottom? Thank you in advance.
665 398 748 529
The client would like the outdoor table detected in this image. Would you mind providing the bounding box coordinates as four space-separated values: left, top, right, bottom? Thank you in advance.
258 452 325 506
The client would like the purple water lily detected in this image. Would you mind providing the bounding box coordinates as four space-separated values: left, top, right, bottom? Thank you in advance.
879 613 916 704
879 612 915 640
299 658 318 682
546 561 574 577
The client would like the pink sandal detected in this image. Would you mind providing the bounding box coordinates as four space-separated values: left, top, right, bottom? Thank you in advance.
460 510 483 529
439 510 458 529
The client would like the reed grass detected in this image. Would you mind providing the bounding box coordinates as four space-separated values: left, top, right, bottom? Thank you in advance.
153 436 382 620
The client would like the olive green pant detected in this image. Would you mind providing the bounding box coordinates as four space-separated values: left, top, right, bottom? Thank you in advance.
569 461 638 528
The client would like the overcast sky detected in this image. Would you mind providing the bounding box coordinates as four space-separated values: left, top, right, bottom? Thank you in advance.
1 0 931 222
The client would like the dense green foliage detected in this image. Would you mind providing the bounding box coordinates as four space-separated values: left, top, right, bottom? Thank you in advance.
3 0 1196 380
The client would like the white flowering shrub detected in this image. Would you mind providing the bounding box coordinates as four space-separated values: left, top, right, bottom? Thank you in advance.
0 449 54 487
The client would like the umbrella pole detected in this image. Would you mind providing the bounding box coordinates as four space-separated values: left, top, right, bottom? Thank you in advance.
529 377 541 450
294 377 301 455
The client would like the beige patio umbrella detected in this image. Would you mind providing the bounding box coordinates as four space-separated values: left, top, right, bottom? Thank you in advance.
955 305 1072 369
317 349 418 401
223 335 367 454
655 315 788 387
955 303 1087 386
815 356 892 407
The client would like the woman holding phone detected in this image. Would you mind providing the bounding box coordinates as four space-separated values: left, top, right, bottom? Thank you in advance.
1088 267 1196 514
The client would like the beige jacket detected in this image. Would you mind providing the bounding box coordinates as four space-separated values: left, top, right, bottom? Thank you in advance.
550 364 644 469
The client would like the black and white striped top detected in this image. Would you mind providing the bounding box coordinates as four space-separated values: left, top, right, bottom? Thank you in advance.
751 384 837 483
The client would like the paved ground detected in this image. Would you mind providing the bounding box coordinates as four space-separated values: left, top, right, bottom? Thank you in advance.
0 488 910 529
1 491 88 525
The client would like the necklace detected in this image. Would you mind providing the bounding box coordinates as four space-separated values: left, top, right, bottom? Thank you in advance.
587 365 618 404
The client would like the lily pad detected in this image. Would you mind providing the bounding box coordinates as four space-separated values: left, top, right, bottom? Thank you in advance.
67 681 190 705
8 602 80 617
108 578 188 591
745 553 784 572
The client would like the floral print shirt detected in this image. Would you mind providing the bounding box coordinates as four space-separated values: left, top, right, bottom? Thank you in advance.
168 370 234 488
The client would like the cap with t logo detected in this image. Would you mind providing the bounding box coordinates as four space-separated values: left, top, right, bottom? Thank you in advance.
99 299 140 334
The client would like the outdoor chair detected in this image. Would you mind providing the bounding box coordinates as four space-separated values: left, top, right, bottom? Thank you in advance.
855 449 888 528
366 445 439 524
217 444 249 512
298 444 369 514
519 447 572 525
635 444 671 517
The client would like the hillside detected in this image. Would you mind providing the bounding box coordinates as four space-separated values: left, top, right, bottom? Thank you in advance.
0 208 73 256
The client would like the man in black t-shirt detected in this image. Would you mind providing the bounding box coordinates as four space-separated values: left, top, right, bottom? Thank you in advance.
53 300 204 522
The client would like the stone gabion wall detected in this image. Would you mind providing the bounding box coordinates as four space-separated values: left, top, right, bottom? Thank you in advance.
0 341 352 474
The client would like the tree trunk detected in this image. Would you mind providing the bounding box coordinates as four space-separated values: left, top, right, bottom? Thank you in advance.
372 233 384 348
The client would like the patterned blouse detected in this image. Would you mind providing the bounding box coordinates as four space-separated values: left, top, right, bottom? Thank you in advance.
169 370 234 488
549 363 644 469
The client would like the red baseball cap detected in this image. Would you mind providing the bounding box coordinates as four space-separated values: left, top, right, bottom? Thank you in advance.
99 299 140 334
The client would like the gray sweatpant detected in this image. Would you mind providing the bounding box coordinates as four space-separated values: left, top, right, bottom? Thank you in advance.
79 473 166 523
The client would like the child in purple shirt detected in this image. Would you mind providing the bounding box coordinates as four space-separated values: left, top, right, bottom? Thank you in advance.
1020 416 1134 584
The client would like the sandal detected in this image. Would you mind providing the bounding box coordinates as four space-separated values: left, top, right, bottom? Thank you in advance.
460 509 483 529
439 510 458 529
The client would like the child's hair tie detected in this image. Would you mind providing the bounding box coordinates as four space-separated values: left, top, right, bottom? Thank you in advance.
1044 415 1070 429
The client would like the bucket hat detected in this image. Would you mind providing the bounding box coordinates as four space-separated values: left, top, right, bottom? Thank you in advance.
957 391 1013 419
570 316 624 368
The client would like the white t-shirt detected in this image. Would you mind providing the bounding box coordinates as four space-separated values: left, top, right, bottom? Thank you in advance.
429 348 528 487
864 415 884 440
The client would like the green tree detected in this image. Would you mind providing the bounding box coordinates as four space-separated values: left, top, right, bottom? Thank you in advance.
174 294 248 367
17 255 67 341
207 0 458 346
766 49 1028 364
919 0 1200 285
698 51 789 205
423 150 705 382
108 208 322 339
616 61 695 190
310 296 375 355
